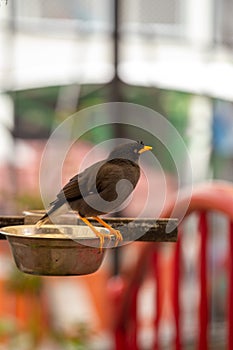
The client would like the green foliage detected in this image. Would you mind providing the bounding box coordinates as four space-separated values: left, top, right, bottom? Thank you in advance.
6 267 43 295
0 318 16 338
52 322 91 349
14 193 43 213
12 83 190 174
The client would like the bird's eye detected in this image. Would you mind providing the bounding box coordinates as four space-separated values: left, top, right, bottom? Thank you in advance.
133 148 138 153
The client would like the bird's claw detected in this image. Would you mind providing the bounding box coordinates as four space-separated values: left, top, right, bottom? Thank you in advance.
91 217 123 248
107 228 123 247
96 231 112 253
97 229 123 250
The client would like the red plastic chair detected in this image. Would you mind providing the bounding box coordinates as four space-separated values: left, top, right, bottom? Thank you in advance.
109 181 233 349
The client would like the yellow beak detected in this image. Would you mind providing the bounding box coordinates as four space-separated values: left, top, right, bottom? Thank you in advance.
138 145 153 154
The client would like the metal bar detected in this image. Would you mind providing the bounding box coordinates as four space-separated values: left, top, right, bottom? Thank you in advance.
0 216 178 242
153 249 161 350
198 212 208 350
0 216 24 239
129 286 139 350
111 0 123 276
173 231 182 350
228 221 233 350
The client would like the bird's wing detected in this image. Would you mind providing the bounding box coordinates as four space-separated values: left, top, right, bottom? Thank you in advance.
57 160 105 202
70 161 138 216
41 159 140 220
60 159 138 204
43 160 105 217
95 160 140 202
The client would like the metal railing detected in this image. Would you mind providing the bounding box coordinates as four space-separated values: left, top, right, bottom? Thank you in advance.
110 181 233 349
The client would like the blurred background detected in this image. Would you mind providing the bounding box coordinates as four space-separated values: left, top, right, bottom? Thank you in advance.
1 0 233 349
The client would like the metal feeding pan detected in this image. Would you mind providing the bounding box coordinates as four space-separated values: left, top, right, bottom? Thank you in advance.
0 225 112 276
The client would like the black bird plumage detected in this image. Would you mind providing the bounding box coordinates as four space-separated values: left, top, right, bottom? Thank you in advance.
36 141 152 248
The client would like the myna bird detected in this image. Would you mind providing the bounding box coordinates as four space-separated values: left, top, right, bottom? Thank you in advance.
36 141 152 248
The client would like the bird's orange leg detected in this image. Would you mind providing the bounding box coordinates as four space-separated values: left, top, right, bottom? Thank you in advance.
92 216 123 246
79 216 110 251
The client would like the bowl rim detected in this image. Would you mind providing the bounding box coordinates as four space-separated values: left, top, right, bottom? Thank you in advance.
0 224 111 240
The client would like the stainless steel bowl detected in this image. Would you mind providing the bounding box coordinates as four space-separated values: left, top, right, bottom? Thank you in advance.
0 225 111 276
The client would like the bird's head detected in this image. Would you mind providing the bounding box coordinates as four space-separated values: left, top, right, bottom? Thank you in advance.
108 141 152 162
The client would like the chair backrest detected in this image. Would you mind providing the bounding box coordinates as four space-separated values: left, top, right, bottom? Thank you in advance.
110 181 233 350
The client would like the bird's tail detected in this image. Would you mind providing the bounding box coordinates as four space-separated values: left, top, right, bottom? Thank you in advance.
35 199 67 228
36 213 49 228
